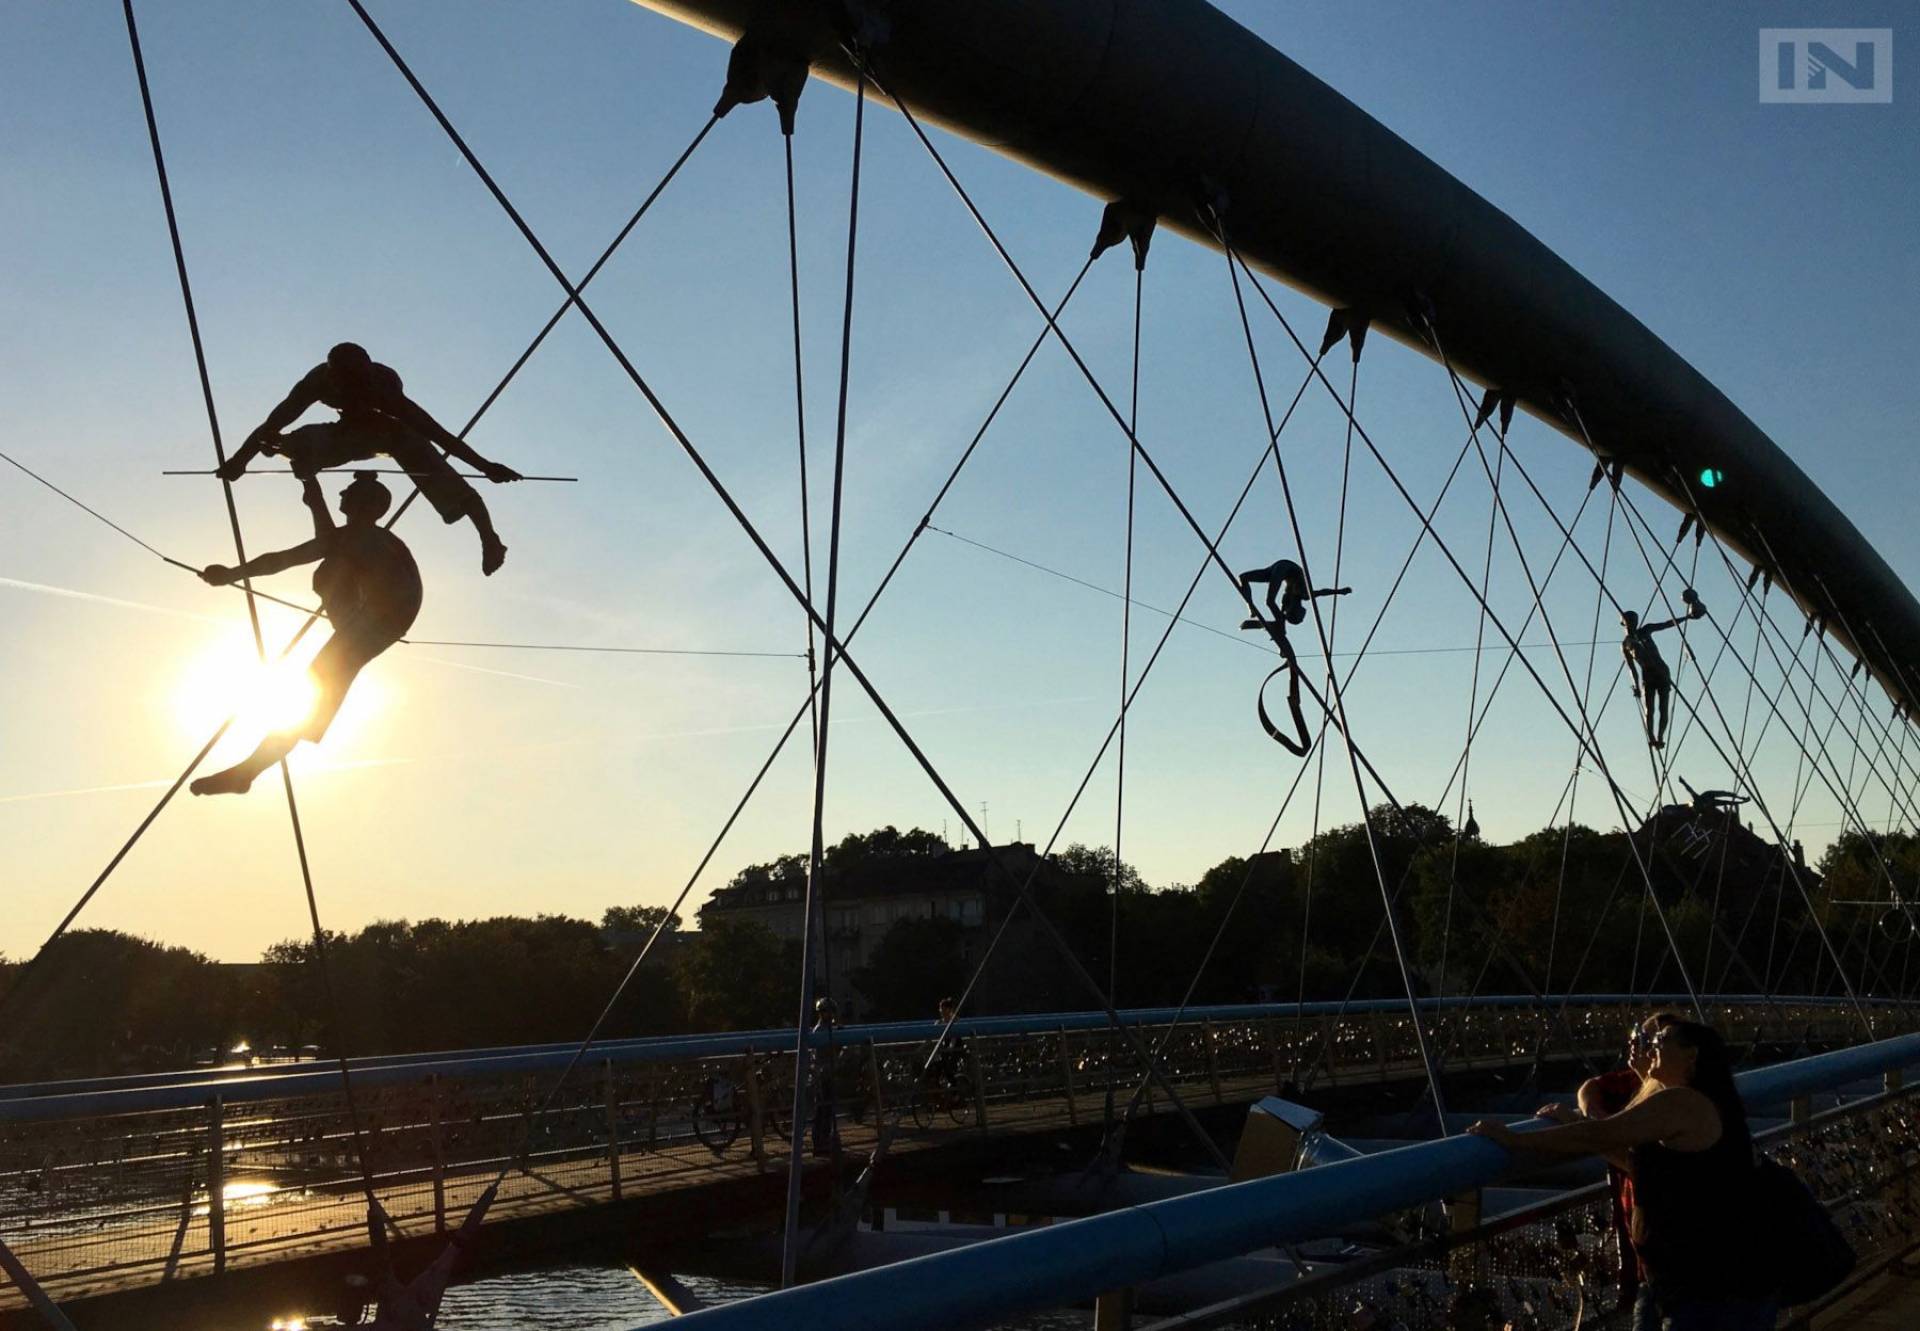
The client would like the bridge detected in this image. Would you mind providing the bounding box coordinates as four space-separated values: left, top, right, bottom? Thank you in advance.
0 994 1913 1327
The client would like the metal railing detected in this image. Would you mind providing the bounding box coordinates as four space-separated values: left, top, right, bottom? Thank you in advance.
1154 1075 1920 1329
663 1031 1920 1331
0 996 1900 1310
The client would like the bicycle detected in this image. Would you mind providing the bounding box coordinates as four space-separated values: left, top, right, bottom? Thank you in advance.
910 1066 978 1129
690 1065 790 1153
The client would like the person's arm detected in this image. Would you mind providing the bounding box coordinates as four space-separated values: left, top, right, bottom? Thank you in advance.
1624 649 1644 697
1470 1086 1713 1158
383 389 523 482
1642 616 1682 636
298 475 335 539
200 536 328 585
220 374 323 478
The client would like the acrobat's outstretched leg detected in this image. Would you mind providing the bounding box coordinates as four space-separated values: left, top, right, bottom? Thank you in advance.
190 733 297 797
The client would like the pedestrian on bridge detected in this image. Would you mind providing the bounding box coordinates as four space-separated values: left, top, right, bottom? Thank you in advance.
1469 1020 1774 1331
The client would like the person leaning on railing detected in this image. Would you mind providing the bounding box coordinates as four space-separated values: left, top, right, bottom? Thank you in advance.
1469 1020 1775 1331
1575 1010 1684 1312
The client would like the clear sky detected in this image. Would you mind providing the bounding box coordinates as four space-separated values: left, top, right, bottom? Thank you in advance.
2 2 1914 963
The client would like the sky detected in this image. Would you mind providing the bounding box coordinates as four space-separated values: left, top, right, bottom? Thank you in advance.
1 2 1915 964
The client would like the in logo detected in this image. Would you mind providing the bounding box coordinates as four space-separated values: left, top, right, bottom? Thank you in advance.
1760 29 1892 103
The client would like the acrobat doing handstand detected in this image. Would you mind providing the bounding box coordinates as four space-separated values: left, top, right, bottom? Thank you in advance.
1621 589 1706 750
190 472 422 797
1236 558 1350 756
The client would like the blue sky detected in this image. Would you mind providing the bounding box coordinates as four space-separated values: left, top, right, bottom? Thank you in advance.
2 2 1914 962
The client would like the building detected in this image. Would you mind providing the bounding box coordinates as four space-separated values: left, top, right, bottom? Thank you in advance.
697 841 1102 1017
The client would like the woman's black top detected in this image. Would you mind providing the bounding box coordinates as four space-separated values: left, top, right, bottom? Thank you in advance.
1628 1106 1760 1300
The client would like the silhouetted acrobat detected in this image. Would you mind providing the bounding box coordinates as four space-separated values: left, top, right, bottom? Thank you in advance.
1621 590 1706 750
190 473 422 797
1236 558 1350 756
217 342 521 574
1679 777 1748 816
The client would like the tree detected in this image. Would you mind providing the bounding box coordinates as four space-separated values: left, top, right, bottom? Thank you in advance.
1053 843 1147 894
601 905 683 936
825 826 948 874
853 917 969 1019
675 919 798 1030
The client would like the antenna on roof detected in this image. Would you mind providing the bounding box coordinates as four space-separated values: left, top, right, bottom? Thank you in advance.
980 801 990 844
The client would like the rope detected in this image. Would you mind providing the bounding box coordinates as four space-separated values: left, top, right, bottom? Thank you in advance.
123 0 383 1225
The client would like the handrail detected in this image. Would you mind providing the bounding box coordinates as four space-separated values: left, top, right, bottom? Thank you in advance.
662 1031 1920 1330
0 994 1846 1121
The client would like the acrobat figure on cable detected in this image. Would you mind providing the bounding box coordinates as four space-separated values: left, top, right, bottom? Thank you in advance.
1620 589 1706 750
1236 558 1350 756
216 342 522 574
1678 776 1748 817
190 472 422 797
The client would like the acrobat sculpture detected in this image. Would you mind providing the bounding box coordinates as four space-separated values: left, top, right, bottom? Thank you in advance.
1622 589 1707 750
218 342 522 574
191 472 421 796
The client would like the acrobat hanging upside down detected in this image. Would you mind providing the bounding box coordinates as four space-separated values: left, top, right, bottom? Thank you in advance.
190 472 422 797
1236 558 1350 756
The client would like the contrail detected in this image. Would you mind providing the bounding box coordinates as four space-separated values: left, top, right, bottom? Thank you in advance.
0 574 219 625
2 574 577 689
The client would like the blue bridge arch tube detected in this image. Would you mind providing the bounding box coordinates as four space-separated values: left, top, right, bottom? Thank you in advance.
632 0 1920 712
660 1032 1920 1331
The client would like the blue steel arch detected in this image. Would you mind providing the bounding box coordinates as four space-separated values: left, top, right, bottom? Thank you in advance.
633 0 1920 714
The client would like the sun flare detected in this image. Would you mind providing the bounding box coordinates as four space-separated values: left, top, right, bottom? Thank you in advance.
173 628 383 750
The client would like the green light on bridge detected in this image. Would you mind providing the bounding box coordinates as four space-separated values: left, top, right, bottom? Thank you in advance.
1698 467 1725 489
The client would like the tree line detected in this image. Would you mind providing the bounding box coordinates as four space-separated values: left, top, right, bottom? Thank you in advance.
3 811 1906 1083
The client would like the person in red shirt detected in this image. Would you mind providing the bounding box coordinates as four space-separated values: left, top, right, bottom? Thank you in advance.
1537 1011 1683 1311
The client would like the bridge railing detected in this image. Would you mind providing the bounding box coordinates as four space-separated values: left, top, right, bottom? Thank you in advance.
1152 1074 1920 1330
0 996 1902 1307
666 1033 1920 1331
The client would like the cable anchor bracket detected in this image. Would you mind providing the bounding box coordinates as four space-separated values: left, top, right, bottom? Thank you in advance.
1091 199 1157 270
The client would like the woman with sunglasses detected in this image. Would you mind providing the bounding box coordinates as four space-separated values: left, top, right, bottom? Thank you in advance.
1469 1020 1773 1330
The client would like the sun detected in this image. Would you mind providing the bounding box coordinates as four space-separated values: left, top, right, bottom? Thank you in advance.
172 626 384 753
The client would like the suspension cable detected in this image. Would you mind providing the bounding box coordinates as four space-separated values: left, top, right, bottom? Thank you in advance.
1547 480 1620 994
1207 220 1450 1131
780 70 865 1289
1105 261 1145 1131
122 0 384 1226
1591 473 1874 1027
1435 386 1501 1002
480 255 1106 1201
